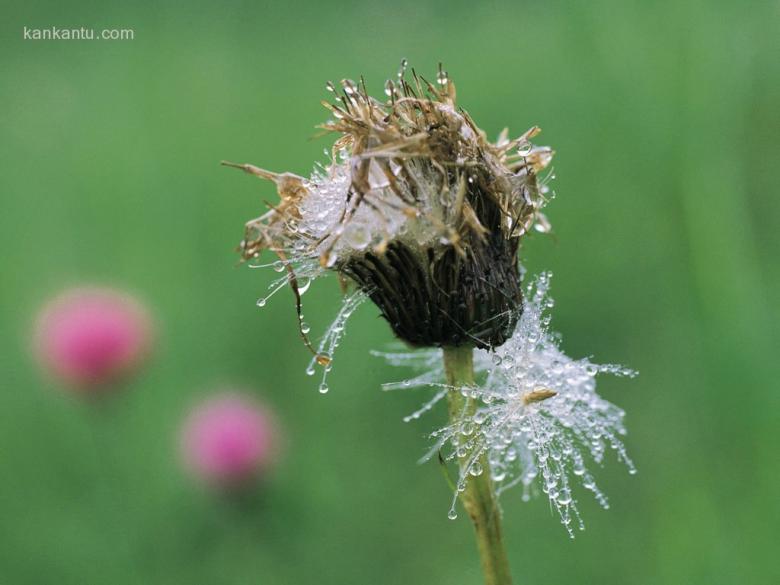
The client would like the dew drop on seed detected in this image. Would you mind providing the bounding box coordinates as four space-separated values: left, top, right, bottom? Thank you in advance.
436 65 448 86
346 225 371 250
492 470 507 482
398 59 408 80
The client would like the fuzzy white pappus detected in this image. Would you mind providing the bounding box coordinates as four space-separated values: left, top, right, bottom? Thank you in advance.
375 273 636 536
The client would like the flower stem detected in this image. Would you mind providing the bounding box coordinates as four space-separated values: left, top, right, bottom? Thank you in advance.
443 345 514 585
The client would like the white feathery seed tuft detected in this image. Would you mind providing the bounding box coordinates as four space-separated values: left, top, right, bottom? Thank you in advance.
376 274 636 536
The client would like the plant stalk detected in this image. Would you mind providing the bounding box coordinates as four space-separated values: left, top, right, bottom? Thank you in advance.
443 345 513 585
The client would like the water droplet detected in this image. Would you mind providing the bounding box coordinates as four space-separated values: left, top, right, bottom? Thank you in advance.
346 225 371 250
398 59 408 79
491 470 507 482
305 365 316 376
460 421 475 436
273 260 286 272
318 382 329 394
301 322 311 334
492 354 502 366
533 220 551 233
447 509 458 520
256 297 267 307
436 63 449 86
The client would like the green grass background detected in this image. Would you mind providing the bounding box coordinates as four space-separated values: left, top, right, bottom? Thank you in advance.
1 0 778 583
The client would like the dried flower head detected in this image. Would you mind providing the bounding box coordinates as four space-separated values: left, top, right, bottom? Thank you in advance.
226 63 553 372
376 274 636 536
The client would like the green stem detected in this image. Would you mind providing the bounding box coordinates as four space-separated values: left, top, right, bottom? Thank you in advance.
443 345 513 585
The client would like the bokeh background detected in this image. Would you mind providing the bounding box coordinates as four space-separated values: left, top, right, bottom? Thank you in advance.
2 0 778 583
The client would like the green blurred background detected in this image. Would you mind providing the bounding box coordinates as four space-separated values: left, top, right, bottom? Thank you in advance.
1 0 778 583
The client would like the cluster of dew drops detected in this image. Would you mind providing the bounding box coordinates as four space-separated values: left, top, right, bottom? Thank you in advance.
303 289 367 395
254 252 368 395
251 253 356 395
378 273 637 537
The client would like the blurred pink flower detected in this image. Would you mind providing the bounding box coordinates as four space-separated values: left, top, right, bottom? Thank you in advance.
33 287 153 392
181 393 279 488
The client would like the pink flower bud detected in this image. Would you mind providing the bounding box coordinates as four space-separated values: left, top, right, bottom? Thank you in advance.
33 287 153 392
180 393 279 488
